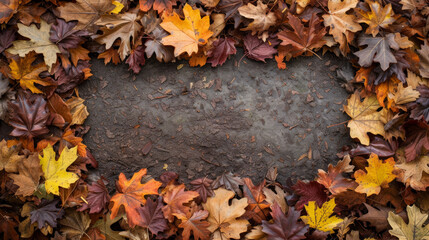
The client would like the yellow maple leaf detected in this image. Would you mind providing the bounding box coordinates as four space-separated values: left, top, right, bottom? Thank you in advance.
9 52 53 94
356 0 396 37
344 92 385 145
160 4 213 57
110 0 124 14
354 153 396 196
301 198 343 233
39 144 79 195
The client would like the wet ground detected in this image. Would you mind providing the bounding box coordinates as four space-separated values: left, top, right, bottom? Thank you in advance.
79 51 352 184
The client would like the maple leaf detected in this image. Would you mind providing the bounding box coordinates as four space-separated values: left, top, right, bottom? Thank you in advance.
322 0 361 55
262 203 308 240
59 210 90 240
217 0 243 28
317 155 356 195
397 155 429 191
0 140 24 173
98 48 121 65
278 13 326 58
0 209 19 240
0 77 14 121
190 177 214 203
354 33 399 71
301 198 343 233
263 186 288 213
69 46 91 67
78 178 110 214
212 172 244 196
410 85 429 122
8 91 50 139
207 38 236 67
66 96 89 126
388 205 429 240
417 41 429 78
60 129 87 157
354 153 396 196
30 200 64 229
139 0 177 13
92 213 125 240
145 27 175 62
179 210 211 240
243 178 270 223
7 20 60 69
0 29 16 53
203 188 249 239
119 226 149 240
95 11 142 60
293 180 328 210
39 144 79 195
344 92 385 145
110 168 162 227
9 52 52 94
126 45 145 74
160 4 213 57
243 34 277 62
356 0 397 37
238 0 276 40
138 196 168 235
162 183 199 221
49 19 88 53
47 93 73 128
8 153 42 196
389 83 420 110
57 0 115 31
0 0 18 24
403 120 429 162
358 203 406 232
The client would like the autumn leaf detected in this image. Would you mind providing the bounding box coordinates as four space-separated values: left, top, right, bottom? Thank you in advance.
206 38 236 67
66 97 89 126
354 153 396 196
396 154 429 191
9 153 43 196
69 46 91 67
7 20 60 69
417 41 429 78
410 85 429 122
262 203 308 240
322 0 361 55
278 13 326 58
162 183 199 221
403 120 429 162
212 172 244 196
203 188 249 240
95 10 142 60
217 0 243 28
354 33 399 71
92 213 125 240
179 210 211 240
344 92 385 145
126 45 146 73
190 177 214 203
0 77 15 121
30 199 64 229
0 0 18 24
388 205 429 240
60 210 90 240
78 178 110 214
139 0 177 13
110 168 161 227
263 186 288 214
57 0 115 31
293 180 328 210
61 129 87 157
160 4 213 57
358 203 406 232
317 155 356 195
238 0 276 41
243 34 277 62
0 140 24 173
145 27 174 62
388 83 420 110
356 0 396 37
301 198 343 233
243 178 270 223
98 47 121 65
8 92 50 139
138 196 168 235
39 145 79 195
49 19 88 53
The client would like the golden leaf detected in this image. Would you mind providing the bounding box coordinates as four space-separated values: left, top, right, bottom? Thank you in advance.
301 198 343 233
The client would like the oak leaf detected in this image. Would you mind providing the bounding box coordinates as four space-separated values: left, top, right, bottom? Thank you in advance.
160 4 213 57
243 178 270 223
8 92 50 139
95 11 143 60
322 0 361 55
0 140 24 173
60 210 90 240
354 33 399 71
278 13 326 58
388 205 429 240
138 196 168 235
57 0 115 31
7 20 60 69
203 188 249 240
238 0 276 41
162 183 199 221
354 153 396 196
262 203 308 240
110 168 162 227
40 145 79 196
356 0 396 37
344 92 385 145
9 153 42 196
301 198 343 233
317 155 356 195
179 210 211 240
66 97 89 126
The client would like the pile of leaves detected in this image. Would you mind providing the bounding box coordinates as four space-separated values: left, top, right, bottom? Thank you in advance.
0 0 428 238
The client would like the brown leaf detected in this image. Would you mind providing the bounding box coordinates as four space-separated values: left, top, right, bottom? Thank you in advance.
0 140 24 173
162 183 199 221
9 153 42 196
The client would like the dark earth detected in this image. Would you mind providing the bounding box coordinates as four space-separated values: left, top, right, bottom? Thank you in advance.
78 50 353 185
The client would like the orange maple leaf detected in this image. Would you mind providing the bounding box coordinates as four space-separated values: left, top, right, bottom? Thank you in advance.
162 183 199 222
242 178 270 223
110 168 162 227
317 155 356 195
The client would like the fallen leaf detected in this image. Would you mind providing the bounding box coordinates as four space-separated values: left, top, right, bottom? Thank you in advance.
0 139 24 173
60 210 90 240
190 177 214 203
139 0 177 13
402 120 429 162
243 178 270 223
388 205 429 240
262 186 288 214
78 178 110 214
145 27 175 62
358 203 406 232
66 97 89 126
293 180 328 210
396 155 429 191
0 0 18 24
317 155 356 195
92 213 125 240
243 34 277 62
356 0 396 37
30 200 64 229
212 172 244 196
138 196 168 235
9 153 42 196
238 0 276 41
417 41 429 78
179 210 211 240
98 47 121 65
301 198 343 233
162 183 199 221
207 37 236 67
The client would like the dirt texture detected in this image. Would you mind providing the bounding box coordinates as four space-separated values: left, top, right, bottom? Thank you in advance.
78 51 352 184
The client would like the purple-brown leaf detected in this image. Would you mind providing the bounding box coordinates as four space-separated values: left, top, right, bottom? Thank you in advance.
207 38 236 67
243 34 277 62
